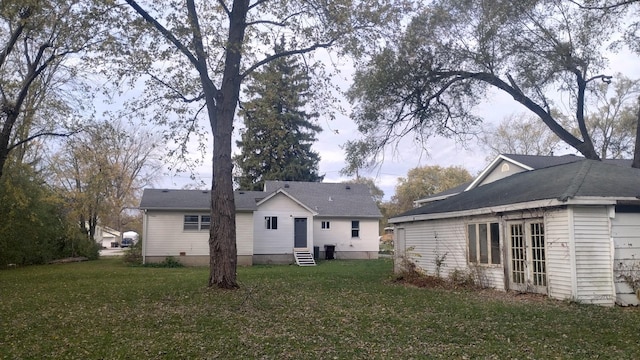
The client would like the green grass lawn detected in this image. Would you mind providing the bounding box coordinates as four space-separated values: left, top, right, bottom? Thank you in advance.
1 258 639 359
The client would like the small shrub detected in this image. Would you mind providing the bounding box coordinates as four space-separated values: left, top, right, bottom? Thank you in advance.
449 269 476 288
123 242 143 265
143 256 184 268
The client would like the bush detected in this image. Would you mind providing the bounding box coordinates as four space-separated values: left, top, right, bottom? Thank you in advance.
123 241 143 265
143 256 184 268
0 164 95 266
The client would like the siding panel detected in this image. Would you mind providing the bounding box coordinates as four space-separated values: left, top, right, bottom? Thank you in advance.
545 208 573 300
611 212 640 306
400 217 504 290
572 206 615 306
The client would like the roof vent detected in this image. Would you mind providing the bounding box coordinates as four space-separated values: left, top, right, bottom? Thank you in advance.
328 196 333 201
202 191 209 194
162 190 169 193
284 183 290 188
345 185 351 190
239 191 245 194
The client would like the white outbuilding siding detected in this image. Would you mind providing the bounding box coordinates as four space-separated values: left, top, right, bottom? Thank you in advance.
612 211 640 306
544 208 574 301
572 206 616 306
395 218 504 289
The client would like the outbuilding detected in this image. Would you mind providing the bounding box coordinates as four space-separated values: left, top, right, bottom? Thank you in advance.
390 155 640 306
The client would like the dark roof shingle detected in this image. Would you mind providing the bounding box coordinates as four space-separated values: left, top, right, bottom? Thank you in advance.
140 181 382 218
395 160 640 218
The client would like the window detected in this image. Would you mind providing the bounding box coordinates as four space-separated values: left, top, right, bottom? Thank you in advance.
321 221 331 229
200 215 211 230
265 216 278 230
351 220 360 238
183 215 199 231
467 222 500 265
184 215 210 231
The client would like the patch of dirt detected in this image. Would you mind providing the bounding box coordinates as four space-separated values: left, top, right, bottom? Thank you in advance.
393 271 552 305
48 257 89 264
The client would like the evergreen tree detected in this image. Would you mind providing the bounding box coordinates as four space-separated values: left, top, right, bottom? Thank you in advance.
235 40 323 191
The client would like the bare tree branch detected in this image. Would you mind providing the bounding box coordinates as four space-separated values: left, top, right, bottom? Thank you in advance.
241 39 336 79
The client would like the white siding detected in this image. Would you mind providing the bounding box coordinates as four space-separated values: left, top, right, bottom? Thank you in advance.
253 193 313 254
397 218 504 289
545 208 574 301
236 212 254 256
144 211 254 258
572 206 615 306
145 211 210 257
314 218 379 254
611 212 640 306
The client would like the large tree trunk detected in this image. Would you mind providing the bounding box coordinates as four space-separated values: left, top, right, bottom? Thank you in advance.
632 98 640 168
207 0 249 289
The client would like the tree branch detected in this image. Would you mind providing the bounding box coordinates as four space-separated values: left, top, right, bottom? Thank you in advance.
123 0 200 69
241 39 336 79
569 0 638 10
218 0 231 16
0 13 27 69
148 73 205 103
8 130 79 152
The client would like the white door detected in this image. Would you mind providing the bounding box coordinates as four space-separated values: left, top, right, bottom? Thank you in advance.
508 221 547 294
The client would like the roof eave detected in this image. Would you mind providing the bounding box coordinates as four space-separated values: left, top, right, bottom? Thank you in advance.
389 196 622 224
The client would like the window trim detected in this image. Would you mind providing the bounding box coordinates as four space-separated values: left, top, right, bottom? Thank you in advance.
467 221 501 265
351 220 360 238
184 215 210 231
265 216 278 230
321 221 331 230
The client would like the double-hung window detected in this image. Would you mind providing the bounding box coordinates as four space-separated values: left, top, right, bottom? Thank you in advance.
184 215 210 231
351 220 360 238
183 215 200 231
200 215 211 230
467 222 500 265
321 221 331 230
265 216 278 230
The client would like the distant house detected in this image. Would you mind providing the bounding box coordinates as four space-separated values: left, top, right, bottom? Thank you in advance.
94 226 120 248
139 181 382 266
390 154 640 306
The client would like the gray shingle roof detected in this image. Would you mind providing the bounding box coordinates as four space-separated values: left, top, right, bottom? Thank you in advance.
139 189 265 211
264 181 382 218
503 154 584 169
140 182 382 218
396 160 640 218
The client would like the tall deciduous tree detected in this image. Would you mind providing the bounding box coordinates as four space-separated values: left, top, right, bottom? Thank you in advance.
49 120 160 241
117 0 407 288
234 39 323 191
347 0 634 169
584 74 640 159
391 165 472 214
0 0 113 179
480 114 562 159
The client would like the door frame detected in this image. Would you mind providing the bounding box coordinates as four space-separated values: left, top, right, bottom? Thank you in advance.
294 217 308 248
507 219 547 294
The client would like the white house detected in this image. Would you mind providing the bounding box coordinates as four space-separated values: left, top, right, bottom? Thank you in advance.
390 154 640 306
94 226 121 248
139 181 382 266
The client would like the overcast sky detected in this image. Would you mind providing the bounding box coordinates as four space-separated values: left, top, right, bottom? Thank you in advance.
156 47 640 201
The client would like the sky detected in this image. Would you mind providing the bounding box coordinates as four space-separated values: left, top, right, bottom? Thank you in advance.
155 47 640 202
